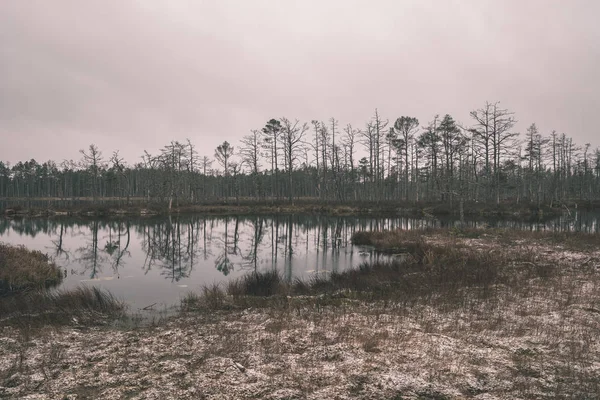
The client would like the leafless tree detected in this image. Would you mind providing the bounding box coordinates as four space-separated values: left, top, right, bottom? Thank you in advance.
280 117 309 203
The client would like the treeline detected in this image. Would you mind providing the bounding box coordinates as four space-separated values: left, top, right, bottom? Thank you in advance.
1 102 599 209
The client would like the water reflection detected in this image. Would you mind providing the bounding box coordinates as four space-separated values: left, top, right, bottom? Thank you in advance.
0 212 598 307
141 217 197 281
75 220 104 279
242 217 264 274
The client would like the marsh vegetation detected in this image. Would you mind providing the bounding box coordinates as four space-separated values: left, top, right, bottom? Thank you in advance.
0 243 62 295
1 222 599 398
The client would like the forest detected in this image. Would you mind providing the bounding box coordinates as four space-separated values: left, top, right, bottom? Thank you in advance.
1 102 599 210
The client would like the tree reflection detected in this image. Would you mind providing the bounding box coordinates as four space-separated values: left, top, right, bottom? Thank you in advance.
103 221 131 277
75 220 104 279
284 215 293 282
214 216 241 276
0 213 598 296
201 218 214 260
141 216 199 281
49 221 71 264
160 217 187 282
243 217 265 272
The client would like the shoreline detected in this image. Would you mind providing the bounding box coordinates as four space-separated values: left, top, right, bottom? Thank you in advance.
1 198 582 220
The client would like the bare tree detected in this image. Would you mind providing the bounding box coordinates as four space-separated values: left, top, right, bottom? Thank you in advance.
490 103 518 204
200 156 213 200
240 129 262 199
438 114 466 205
470 102 494 197
393 116 419 201
359 122 376 199
329 117 342 199
523 123 549 206
280 117 309 203
110 150 129 204
311 120 323 198
262 119 282 201
318 122 330 200
371 110 389 199
343 124 358 200
215 141 235 201
417 115 441 200
186 139 199 202
79 144 104 204
215 141 234 176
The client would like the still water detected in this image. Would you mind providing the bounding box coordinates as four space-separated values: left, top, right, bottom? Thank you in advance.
1 213 598 309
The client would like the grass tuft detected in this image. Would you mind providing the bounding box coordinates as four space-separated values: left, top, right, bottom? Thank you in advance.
0 243 63 295
233 269 281 297
0 286 124 327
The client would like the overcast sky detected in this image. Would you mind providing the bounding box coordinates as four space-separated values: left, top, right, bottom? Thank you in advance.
1 0 599 165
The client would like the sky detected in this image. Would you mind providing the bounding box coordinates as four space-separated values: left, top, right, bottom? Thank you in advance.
1 0 599 165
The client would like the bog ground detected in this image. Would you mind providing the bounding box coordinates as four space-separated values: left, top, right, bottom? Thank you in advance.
2 229 599 399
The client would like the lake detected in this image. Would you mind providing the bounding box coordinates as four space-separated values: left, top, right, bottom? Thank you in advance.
1 212 598 310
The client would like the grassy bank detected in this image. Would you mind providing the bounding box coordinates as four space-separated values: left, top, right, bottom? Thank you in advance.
2 229 600 398
1 242 124 327
0 286 124 327
1 198 572 219
0 243 62 295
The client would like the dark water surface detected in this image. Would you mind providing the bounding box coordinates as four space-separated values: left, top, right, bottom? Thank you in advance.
1 213 598 309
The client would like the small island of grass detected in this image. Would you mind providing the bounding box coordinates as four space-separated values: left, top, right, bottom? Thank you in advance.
0 243 63 295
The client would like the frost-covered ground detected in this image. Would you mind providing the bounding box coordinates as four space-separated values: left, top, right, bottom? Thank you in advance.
1 235 600 399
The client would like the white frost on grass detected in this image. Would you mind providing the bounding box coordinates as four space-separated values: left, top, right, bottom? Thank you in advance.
2 236 600 399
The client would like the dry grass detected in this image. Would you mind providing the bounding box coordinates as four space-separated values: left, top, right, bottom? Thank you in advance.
2 229 600 399
0 243 123 328
181 272 289 312
181 229 558 312
0 243 62 295
166 228 600 398
0 286 125 328
227 269 282 297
